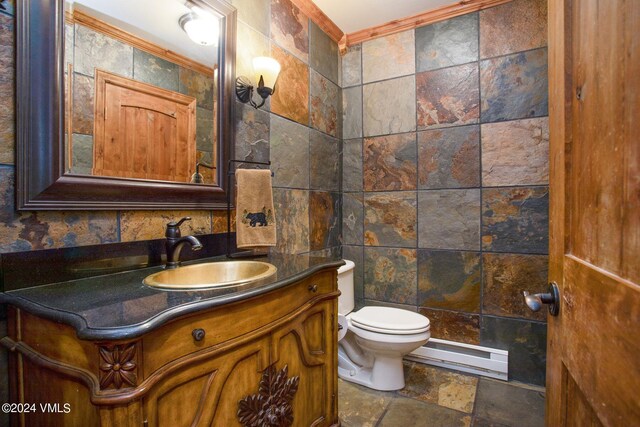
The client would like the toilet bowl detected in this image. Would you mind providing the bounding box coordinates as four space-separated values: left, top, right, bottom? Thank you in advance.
337 260 430 391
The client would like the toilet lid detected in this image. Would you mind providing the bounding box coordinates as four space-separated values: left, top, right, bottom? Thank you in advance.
349 306 430 335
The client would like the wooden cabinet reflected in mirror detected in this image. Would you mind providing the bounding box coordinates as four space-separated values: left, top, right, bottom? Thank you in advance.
17 0 236 210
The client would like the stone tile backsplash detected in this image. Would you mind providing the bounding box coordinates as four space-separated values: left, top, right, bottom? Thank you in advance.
341 44 362 88
310 70 339 138
418 249 481 313
270 114 310 189
481 117 550 186
418 125 480 189
364 192 417 247
415 13 479 73
342 138 363 192
362 30 416 84
479 0 548 59
482 253 549 321
363 76 416 137
363 133 417 191
309 191 340 251
119 211 212 242
310 129 340 191
416 62 480 130
270 44 310 125
481 186 549 254
418 189 481 251
270 0 309 63
0 13 13 165
309 21 339 84
364 247 418 306
480 48 549 123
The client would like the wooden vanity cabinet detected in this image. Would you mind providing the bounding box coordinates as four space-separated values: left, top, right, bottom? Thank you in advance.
2 269 340 427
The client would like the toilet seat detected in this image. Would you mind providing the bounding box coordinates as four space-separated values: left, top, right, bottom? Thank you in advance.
347 319 430 344
348 306 430 335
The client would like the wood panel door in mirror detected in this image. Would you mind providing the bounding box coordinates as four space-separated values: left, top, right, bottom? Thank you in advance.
92 70 196 182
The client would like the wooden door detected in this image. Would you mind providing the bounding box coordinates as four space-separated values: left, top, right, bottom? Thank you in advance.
547 0 639 425
93 70 196 182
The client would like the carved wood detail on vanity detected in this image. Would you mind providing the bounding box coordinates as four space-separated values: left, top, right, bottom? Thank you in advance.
3 269 340 426
237 364 300 427
98 343 138 389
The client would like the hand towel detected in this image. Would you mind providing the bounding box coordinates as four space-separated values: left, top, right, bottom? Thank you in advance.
235 169 277 249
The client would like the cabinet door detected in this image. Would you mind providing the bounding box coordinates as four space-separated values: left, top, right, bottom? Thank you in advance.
142 336 270 427
268 299 338 427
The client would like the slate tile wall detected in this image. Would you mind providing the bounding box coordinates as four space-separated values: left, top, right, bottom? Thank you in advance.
234 0 341 256
340 0 549 385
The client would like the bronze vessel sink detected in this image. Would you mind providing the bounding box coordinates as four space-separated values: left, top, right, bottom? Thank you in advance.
143 261 277 290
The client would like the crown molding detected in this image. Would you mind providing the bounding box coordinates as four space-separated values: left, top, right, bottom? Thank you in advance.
290 0 344 43
343 0 515 49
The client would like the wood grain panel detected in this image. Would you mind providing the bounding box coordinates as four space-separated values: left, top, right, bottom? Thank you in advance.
563 367 604 427
20 358 99 427
547 0 571 423
569 0 639 284
344 0 515 48
548 0 639 425
93 70 196 182
205 343 270 427
562 256 640 425
271 300 337 427
17 310 98 375
143 338 269 427
99 401 143 427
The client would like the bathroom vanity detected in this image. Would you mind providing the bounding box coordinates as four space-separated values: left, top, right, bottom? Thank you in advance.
0 255 342 426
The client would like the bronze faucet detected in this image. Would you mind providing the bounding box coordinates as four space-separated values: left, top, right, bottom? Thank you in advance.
165 217 203 269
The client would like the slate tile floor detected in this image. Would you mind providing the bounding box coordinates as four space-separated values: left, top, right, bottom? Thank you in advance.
339 362 545 427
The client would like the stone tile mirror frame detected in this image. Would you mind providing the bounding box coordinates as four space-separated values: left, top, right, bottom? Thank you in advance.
16 0 236 210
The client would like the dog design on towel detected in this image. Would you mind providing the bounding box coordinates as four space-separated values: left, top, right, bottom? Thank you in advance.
242 208 274 227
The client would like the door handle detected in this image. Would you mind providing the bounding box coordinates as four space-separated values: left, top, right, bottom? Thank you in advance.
523 282 560 316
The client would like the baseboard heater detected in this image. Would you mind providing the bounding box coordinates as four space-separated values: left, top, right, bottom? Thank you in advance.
406 338 508 381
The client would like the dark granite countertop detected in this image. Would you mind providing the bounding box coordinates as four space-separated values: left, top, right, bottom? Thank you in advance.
0 254 344 341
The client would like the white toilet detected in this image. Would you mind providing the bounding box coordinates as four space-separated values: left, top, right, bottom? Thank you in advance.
337 259 430 391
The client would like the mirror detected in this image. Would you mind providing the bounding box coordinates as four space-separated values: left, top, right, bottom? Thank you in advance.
16 0 236 210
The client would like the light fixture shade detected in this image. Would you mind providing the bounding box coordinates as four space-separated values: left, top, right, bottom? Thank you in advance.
252 57 281 90
180 13 219 46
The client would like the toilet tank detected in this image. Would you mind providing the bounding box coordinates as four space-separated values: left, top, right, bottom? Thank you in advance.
337 259 355 315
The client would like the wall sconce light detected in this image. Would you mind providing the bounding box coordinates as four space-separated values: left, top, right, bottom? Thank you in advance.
179 12 219 46
235 57 281 109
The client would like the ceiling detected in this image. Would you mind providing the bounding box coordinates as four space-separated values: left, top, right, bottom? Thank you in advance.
311 0 457 34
